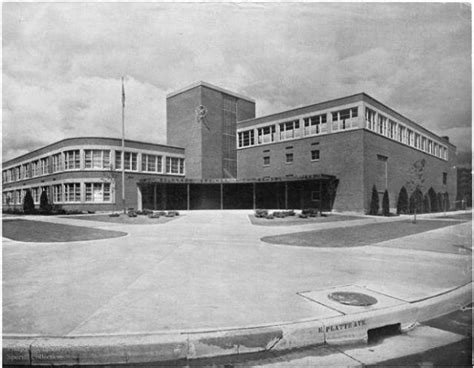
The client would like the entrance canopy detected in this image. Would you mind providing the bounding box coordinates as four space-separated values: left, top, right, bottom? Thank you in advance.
138 174 337 211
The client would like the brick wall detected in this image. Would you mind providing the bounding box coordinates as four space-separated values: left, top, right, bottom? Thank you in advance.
237 130 366 211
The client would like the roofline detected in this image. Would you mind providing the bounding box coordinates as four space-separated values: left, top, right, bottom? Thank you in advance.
237 92 365 125
360 93 456 147
2 137 184 166
237 92 455 147
166 81 256 103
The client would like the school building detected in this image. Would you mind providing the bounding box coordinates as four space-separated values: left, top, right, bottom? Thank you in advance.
2 81 457 213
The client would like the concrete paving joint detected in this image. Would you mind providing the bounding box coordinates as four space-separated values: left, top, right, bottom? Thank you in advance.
3 283 472 366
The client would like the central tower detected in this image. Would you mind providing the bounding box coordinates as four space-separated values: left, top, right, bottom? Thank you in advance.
166 81 255 179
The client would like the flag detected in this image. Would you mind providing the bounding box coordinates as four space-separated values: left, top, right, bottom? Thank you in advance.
121 76 125 108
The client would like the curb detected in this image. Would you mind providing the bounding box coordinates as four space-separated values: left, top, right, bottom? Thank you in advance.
3 283 472 365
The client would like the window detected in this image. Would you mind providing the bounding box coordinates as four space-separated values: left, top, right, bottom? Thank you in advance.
263 156 270 166
19 163 30 179
142 154 163 172
285 152 293 164
115 151 137 171
166 157 185 174
428 140 433 154
85 150 111 169
238 130 254 147
304 114 327 136
257 125 276 144
64 150 80 170
32 187 40 203
407 129 414 146
434 143 440 157
398 125 406 143
332 107 358 131
52 153 63 172
311 149 320 161
365 107 376 131
85 183 111 202
64 183 81 202
376 114 387 135
388 120 397 139
279 120 300 140
414 133 420 149
443 172 447 185
311 190 321 202
421 137 427 151
53 184 63 203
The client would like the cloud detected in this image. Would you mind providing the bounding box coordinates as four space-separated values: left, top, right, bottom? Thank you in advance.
2 2 471 162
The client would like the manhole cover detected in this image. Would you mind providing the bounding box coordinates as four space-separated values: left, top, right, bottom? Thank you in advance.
327 291 378 306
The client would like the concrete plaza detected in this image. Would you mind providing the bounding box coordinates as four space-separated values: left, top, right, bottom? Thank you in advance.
2 210 472 364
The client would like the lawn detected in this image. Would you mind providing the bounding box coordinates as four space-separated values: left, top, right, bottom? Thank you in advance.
66 214 180 225
261 220 464 247
3 219 127 242
249 214 363 226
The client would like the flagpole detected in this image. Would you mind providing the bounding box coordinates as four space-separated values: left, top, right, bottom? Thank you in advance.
121 76 126 214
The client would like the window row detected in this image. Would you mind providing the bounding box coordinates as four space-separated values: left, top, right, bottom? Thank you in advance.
3 150 185 183
3 182 112 205
238 106 359 148
365 107 448 160
263 149 320 166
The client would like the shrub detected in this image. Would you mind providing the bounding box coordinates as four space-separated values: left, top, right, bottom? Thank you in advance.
302 208 319 217
397 186 409 214
255 209 268 218
382 190 390 216
437 192 444 212
428 187 438 212
265 214 274 219
423 194 431 213
39 190 51 213
23 190 35 214
444 192 450 211
409 188 423 214
369 185 379 215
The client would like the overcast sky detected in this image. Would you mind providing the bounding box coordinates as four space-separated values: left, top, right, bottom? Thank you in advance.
2 2 472 165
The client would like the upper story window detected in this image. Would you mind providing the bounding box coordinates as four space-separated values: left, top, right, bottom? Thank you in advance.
407 129 414 147
365 107 376 131
115 151 137 171
280 120 300 140
388 120 397 139
421 137 427 151
304 114 327 136
142 154 163 173
52 153 63 172
20 163 30 180
166 157 185 174
40 157 49 175
285 152 294 164
257 125 276 144
398 125 406 143
428 139 433 154
443 172 447 185
64 150 80 170
238 130 255 148
376 114 387 135
414 133 421 149
85 150 111 169
332 107 358 131
263 156 270 166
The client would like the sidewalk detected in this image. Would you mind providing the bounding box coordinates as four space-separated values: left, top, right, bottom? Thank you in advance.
3 210 472 365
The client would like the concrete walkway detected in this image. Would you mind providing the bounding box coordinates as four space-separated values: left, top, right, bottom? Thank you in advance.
2 210 472 364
